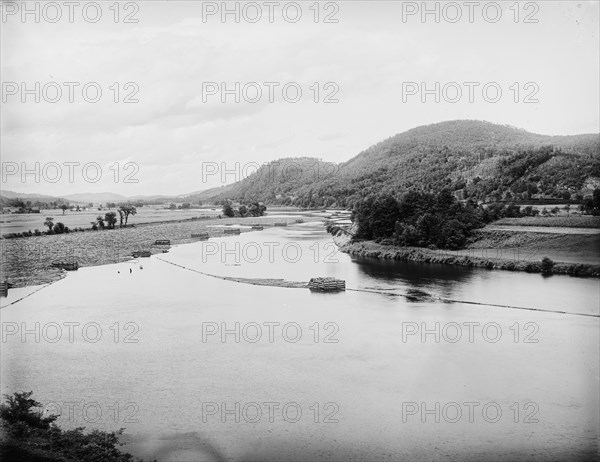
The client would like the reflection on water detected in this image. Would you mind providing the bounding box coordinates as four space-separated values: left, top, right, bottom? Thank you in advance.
1 219 598 461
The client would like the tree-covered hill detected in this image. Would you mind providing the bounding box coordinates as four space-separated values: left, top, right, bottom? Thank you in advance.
208 157 340 205
196 120 600 208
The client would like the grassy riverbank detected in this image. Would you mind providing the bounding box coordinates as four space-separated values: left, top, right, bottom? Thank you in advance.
335 229 600 278
0 216 301 289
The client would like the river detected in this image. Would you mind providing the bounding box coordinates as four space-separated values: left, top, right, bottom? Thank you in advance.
1 220 598 461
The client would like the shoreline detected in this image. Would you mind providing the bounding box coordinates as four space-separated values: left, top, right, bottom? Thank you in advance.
334 235 600 278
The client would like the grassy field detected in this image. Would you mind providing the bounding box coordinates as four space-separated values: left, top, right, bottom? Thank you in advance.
493 215 600 228
0 207 222 235
468 229 600 265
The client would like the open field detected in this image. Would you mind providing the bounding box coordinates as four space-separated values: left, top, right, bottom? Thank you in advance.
0 207 222 235
493 215 600 228
468 229 600 265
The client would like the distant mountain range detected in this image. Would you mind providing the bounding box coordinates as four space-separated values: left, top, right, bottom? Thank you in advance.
0 191 189 207
203 120 600 207
3 120 599 209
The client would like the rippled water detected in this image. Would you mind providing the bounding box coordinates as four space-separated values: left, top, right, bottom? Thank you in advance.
1 221 598 461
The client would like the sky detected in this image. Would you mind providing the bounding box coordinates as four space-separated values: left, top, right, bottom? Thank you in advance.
1 0 599 197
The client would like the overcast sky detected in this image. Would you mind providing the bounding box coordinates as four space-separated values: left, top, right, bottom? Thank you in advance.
1 0 599 197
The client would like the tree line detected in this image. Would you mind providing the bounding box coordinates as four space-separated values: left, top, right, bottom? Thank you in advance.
221 201 266 218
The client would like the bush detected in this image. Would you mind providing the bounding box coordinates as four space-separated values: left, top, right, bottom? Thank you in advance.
524 262 541 273
53 222 66 234
222 202 235 218
0 391 145 462
541 257 554 275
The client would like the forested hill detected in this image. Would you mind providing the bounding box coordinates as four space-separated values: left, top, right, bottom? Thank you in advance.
203 120 600 208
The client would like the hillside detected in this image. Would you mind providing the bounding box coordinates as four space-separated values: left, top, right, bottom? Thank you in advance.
206 120 600 208
0 190 67 208
206 157 340 205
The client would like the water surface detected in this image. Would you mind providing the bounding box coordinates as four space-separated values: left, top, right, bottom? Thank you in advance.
1 221 598 461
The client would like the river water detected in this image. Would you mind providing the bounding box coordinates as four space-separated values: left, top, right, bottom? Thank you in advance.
1 220 598 461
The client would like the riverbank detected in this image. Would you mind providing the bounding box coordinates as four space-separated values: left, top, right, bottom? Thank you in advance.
334 229 600 278
0 216 305 289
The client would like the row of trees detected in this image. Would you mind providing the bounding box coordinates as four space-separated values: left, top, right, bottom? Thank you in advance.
39 205 138 235
222 201 266 218
91 205 137 230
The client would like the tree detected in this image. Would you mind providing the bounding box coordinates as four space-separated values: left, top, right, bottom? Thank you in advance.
541 257 554 275
582 189 600 215
370 194 401 239
96 215 105 229
118 205 137 225
60 204 68 215
53 222 66 234
43 217 54 232
105 212 117 229
238 205 248 217
0 391 57 437
116 209 124 227
222 202 235 218
563 204 571 216
248 202 266 217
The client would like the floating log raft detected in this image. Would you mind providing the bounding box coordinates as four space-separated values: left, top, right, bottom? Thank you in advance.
132 250 152 258
251 225 264 230
51 262 79 271
154 239 171 245
223 228 241 235
308 277 346 292
191 233 210 240
273 222 287 227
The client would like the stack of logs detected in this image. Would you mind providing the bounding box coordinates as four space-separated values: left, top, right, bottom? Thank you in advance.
308 277 346 292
